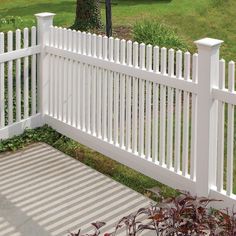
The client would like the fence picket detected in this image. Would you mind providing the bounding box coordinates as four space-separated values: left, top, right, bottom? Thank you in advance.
114 38 120 145
86 33 92 133
76 31 82 129
102 36 108 140
132 42 139 153
31 27 37 116
23 28 29 119
52 27 57 118
81 32 86 130
152 46 159 162
8 31 13 124
16 29 21 121
58 27 63 121
216 59 225 191
174 50 182 173
91 34 97 136
120 39 126 148
126 41 132 151
67 29 72 124
96 35 102 138
0 32 4 127
182 52 191 176
54 27 60 120
190 53 198 181
153 46 159 73
167 48 174 168
108 37 114 142
62 28 68 123
145 45 152 159
226 61 235 196
138 43 145 157
159 47 167 166
71 30 77 127
49 27 54 116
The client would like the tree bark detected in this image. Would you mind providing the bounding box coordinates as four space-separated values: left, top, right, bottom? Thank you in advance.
73 0 102 31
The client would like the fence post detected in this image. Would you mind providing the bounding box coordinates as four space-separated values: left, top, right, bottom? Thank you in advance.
194 38 223 197
35 12 55 115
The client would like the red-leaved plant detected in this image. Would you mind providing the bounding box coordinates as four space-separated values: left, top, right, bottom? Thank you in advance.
68 222 106 236
68 191 236 236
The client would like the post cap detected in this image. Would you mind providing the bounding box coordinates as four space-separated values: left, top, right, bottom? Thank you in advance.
194 38 223 48
35 12 56 18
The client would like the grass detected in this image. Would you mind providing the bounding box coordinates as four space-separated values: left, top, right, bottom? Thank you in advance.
132 21 188 51
0 125 177 200
0 0 236 61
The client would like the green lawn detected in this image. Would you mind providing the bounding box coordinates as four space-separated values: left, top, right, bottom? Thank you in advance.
0 0 236 61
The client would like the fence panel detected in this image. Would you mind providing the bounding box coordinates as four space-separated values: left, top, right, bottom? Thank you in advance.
45 27 198 194
210 59 236 209
0 27 42 140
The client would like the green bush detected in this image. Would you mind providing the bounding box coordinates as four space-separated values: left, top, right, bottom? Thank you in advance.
132 21 187 51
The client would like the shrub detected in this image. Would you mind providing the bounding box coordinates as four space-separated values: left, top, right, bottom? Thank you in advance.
132 21 187 51
0 125 62 152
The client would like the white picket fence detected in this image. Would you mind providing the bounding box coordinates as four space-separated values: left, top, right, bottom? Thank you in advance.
0 25 43 139
0 13 236 210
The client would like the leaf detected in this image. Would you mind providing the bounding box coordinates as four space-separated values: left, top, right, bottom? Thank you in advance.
137 224 156 231
149 212 165 222
91 222 106 230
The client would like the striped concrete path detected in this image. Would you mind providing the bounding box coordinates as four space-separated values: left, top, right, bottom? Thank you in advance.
0 143 152 236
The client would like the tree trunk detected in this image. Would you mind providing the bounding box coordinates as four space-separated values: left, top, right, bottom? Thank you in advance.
73 0 102 31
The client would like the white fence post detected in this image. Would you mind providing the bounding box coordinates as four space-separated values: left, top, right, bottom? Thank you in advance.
195 38 223 196
35 12 55 115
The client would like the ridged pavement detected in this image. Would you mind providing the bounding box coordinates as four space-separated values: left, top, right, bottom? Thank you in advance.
0 143 152 236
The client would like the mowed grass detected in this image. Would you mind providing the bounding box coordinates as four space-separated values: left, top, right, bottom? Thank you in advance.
0 0 236 61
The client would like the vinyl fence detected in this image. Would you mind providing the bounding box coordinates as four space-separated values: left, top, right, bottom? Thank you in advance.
0 13 236 210
0 25 42 139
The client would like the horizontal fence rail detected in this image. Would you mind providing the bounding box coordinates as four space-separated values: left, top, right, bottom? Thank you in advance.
0 12 236 210
45 46 198 94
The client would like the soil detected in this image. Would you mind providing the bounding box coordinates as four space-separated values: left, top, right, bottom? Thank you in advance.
113 26 132 41
93 25 133 40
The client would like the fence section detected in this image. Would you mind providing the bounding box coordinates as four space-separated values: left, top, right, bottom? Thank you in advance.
210 59 236 209
44 26 198 193
43 23 236 209
0 27 42 139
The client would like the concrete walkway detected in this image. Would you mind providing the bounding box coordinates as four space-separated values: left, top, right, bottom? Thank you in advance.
0 143 152 236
